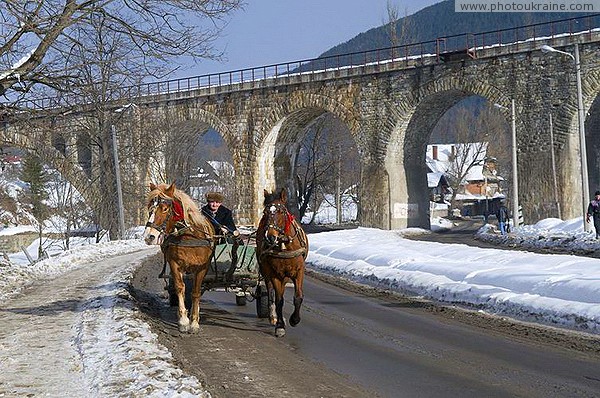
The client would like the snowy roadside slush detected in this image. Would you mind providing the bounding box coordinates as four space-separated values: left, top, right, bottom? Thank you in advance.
476 219 600 253
0 240 147 302
0 240 210 397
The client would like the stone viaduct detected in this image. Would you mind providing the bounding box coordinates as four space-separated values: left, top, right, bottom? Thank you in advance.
3 27 600 232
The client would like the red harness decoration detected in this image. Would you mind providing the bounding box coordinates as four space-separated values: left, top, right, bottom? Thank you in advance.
172 200 185 222
285 212 295 235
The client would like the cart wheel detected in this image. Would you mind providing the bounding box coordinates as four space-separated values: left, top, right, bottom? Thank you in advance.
236 293 247 306
255 284 270 318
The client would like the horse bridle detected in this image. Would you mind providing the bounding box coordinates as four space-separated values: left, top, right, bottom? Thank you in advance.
146 196 175 234
260 202 307 258
147 196 214 243
263 203 298 243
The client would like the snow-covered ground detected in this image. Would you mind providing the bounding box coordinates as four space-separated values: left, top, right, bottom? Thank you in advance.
310 218 600 333
0 239 209 397
1 216 600 395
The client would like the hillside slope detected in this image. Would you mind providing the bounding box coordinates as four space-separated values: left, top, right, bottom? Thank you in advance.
319 0 595 58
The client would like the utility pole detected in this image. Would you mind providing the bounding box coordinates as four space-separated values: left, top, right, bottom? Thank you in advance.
511 99 520 228
111 124 126 239
574 43 590 232
541 44 589 231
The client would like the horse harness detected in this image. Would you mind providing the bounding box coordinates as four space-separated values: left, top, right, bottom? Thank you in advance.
260 203 307 260
146 196 213 248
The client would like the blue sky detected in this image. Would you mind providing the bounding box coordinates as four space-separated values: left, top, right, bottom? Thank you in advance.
173 0 442 79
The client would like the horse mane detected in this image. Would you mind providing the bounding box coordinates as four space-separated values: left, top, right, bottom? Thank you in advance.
148 183 214 233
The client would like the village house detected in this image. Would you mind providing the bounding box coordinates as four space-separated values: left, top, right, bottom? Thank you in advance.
426 143 505 218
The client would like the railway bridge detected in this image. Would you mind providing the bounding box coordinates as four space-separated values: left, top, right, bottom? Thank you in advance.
3 17 600 232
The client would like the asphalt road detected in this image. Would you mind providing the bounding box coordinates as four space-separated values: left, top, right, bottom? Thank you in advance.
132 223 600 398
407 218 496 246
197 274 600 398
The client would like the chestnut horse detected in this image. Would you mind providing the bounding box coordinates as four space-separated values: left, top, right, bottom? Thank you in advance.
256 188 308 337
143 183 215 333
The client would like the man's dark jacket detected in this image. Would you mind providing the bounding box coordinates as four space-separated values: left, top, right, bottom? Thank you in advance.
496 206 509 223
201 204 236 233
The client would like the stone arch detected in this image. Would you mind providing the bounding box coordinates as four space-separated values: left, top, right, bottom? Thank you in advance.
255 91 362 222
383 76 516 229
151 104 248 218
259 91 361 149
185 107 238 158
154 104 238 179
163 105 237 157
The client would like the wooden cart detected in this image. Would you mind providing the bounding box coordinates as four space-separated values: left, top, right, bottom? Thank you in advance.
162 230 269 318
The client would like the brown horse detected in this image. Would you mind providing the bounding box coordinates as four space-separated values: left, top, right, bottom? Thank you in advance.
143 183 215 333
256 188 308 337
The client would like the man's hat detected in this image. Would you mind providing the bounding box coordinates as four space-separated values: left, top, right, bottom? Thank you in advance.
206 192 224 202
595 190 600 196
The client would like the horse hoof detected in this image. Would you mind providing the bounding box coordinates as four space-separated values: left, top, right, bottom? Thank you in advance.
275 327 286 337
289 316 300 327
179 324 190 333
190 324 200 334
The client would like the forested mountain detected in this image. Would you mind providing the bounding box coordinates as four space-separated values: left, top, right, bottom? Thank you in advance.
317 0 595 60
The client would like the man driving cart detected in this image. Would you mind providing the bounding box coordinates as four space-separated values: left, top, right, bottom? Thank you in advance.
201 191 242 281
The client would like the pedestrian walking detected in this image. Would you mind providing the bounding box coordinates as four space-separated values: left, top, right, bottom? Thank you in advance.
496 200 510 235
586 190 600 238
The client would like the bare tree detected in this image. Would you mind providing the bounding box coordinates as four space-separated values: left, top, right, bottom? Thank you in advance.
383 1 412 59
44 170 95 250
0 0 241 103
432 102 511 209
296 118 326 223
295 114 360 224
385 1 400 54
445 141 488 205
483 107 512 187
0 1 241 238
